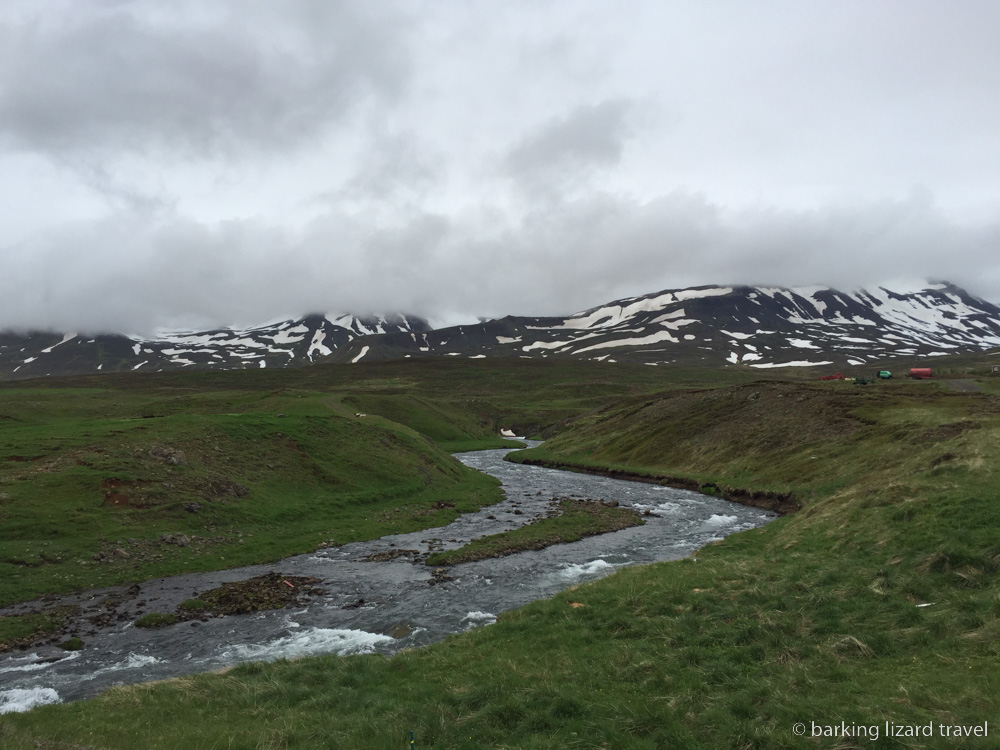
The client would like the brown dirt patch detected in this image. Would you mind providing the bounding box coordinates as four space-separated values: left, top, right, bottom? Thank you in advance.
181 572 324 618
920 421 979 442
100 478 154 507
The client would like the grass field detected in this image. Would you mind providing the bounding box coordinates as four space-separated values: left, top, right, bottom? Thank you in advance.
2 359 999 748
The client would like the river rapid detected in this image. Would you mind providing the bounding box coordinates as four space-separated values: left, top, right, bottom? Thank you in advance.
0 443 776 714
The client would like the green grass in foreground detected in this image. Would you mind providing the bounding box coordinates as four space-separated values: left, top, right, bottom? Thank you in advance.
4 370 1000 747
425 498 644 566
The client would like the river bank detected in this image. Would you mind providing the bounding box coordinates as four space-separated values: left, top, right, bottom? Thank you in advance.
507 455 801 514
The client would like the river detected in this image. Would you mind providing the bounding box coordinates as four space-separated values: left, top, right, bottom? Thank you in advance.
0 443 776 714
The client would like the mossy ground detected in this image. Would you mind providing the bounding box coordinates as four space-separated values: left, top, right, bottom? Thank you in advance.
426 498 644 566
187 572 323 617
0 606 77 651
133 612 175 629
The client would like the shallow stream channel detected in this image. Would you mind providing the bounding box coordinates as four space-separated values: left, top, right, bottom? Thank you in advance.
1 443 776 713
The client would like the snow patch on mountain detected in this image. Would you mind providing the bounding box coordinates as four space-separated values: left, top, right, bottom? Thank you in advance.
574 330 679 353
308 330 332 359
40 333 76 353
523 340 573 352
750 360 833 368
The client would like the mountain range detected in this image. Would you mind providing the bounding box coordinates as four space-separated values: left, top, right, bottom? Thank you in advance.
3 282 999 379
0 314 429 380
333 282 1000 369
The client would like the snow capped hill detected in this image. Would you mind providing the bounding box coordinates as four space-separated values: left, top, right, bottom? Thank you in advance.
151 313 426 367
3 282 999 379
0 313 428 379
336 282 1000 368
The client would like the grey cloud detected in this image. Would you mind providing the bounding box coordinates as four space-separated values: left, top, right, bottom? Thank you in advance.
9 187 997 336
337 130 443 204
0 1 412 160
504 99 635 184
418 190 1000 322
0 215 291 334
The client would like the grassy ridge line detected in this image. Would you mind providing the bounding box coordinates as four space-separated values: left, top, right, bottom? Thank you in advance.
323 393 523 452
507 453 799 514
1 357 763 447
6 379 1000 747
512 379 988 497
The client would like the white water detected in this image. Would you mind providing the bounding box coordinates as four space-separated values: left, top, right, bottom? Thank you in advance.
0 687 62 714
219 628 393 662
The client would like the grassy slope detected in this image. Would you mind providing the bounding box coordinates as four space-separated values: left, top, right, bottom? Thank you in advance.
5 367 1000 747
0 384 501 612
508 379 938 495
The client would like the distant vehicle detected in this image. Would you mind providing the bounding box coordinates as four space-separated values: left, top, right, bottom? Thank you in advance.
908 368 934 379
818 373 845 381
877 370 893 379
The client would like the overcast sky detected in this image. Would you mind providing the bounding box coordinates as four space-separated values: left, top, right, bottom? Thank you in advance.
1 0 998 334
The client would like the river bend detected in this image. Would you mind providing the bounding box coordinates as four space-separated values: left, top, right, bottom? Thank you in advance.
0 444 776 713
